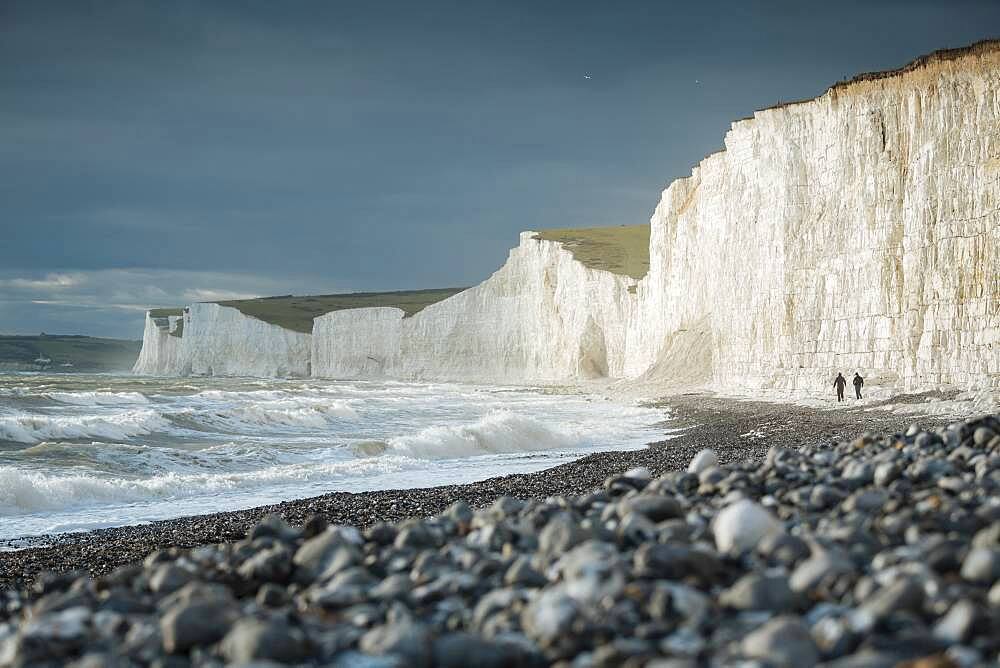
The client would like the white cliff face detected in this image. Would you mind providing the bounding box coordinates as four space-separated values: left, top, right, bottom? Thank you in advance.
133 303 312 378
635 48 1000 394
136 46 999 395
312 232 639 383
132 315 185 375
180 303 312 377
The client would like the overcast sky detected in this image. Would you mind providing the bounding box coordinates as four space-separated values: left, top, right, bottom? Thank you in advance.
2 1 997 339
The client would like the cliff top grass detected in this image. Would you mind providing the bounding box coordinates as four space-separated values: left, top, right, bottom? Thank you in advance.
216 288 467 333
148 308 184 318
533 224 650 280
750 39 1000 117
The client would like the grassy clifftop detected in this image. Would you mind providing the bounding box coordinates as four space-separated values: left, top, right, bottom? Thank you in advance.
216 288 467 333
148 308 184 318
220 226 652 333
146 223 653 333
0 335 141 372
533 224 650 280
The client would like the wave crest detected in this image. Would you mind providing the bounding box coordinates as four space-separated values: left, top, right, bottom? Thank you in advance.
0 410 170 444
0 455 417 515
386 410 574 459
175 398 358 431
46 391 150 406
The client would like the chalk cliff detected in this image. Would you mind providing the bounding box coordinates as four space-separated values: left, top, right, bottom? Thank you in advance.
311 232 639 383
132 314 185 376
134 41 999 395
634 41 999 394
133 303 312 377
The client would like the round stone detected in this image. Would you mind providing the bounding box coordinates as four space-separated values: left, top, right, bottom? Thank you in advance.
742 617 819 667
687 449 718 475
961 547 1000 584
713 499 782 555
220 618 311 664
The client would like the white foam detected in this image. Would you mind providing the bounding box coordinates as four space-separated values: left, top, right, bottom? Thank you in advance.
193 389 294 401
175 397 358 431
0 410 170 445
12 440 281 476
0 455 418 515
0 375 665 538
45 391 150 406
385 410 575 459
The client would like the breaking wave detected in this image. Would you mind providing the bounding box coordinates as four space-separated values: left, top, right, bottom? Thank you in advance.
8 440 315 477
0 398 358 445
385 410 575 459
0 455 418 515
45 391 150 406
0 374 664 537
0 410 170 445
172 398 358 432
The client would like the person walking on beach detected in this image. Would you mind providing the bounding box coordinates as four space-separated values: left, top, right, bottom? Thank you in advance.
834 373 847 402
853 372 864 399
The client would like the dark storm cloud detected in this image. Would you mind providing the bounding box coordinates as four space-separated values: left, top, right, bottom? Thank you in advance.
2 0 998 337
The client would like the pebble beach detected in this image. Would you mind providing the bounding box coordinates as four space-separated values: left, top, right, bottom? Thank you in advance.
2 395 998 666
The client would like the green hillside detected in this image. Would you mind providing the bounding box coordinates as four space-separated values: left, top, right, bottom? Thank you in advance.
216 288 467 333
0 335 141 372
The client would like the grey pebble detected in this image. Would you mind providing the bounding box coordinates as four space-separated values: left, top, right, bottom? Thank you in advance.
720 573 795 612
148 565 193 595
159 598 237 653
360 619 433 668
742 616 819 667
220 618 311 664
960 547 1000 584
2 408 1000 668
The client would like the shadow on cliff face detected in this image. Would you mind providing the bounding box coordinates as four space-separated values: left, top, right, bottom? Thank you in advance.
636 317 714 391
577 316 609 379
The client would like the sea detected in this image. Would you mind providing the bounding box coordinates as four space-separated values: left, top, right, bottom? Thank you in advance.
0 373 666 540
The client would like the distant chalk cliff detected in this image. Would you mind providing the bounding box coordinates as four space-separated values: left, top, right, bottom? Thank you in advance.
135 41 999 396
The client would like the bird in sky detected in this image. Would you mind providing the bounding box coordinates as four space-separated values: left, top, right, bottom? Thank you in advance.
584 74 591 79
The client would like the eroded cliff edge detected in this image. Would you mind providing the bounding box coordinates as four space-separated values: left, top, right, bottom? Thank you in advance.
633 40 999 394
134 41 999 396
312 230 642 383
